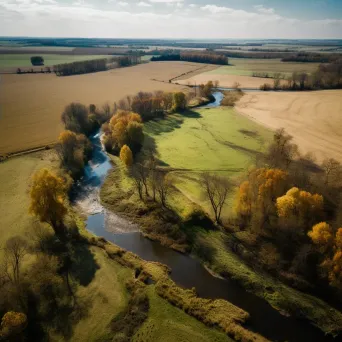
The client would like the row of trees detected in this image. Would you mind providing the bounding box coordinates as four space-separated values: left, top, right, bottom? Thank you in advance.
151 52 228 65
112 91 187 122
53 56 140 76
260 59 342 91
282 52 342 63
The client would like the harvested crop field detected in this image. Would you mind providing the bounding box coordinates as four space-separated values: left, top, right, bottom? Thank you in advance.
235 90 342 162
0 61 204 154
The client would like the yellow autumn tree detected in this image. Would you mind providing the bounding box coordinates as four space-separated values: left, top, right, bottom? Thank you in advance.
335 228 342 249
308 222 334 248
276 187 323 225
120 145 133 167
29 168 68 237
235 168 288 227
321 251 342 291
106 110 143 153
0 312 27 339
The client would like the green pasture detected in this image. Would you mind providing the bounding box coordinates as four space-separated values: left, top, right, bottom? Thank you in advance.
0 54 110 68
143 106 272 217
206 58 321 78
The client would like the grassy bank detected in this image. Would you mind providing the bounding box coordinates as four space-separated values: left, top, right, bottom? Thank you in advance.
0 150 264 341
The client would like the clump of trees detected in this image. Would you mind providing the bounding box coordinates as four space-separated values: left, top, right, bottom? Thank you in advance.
231 127 342 298
61 102 110 135
103 110 144 154
112 90 190 122
57 130 92 179
31 56 44 66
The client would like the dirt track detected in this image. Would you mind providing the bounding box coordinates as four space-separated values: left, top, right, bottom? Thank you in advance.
0 62 202 154
235 90 342 162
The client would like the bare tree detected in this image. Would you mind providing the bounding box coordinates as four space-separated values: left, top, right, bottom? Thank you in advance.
131 166 144 200
148 154 158 201
266 128 299 169
322 158 342 186
202 173 231 224
136 163 150 197
1 236 28 285
156 172 172 207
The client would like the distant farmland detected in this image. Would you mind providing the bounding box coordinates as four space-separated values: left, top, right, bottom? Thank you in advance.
0 61 205 154
0 54 110 70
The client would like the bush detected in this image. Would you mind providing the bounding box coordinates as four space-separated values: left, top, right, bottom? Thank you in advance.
120 145 133 167
31 56 44 66
259 83 272 91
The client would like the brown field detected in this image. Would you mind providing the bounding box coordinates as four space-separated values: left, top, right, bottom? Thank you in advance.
0 61 203 154
176 73 280 88
235 90 342 163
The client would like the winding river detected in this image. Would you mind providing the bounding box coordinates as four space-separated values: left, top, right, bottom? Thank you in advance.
75 92 334 342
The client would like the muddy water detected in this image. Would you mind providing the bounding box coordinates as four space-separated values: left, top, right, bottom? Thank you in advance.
75 93 334 342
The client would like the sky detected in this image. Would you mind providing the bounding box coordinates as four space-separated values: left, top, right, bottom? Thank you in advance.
1 0 342 39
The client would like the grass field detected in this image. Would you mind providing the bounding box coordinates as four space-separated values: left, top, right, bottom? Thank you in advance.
0 54 110 68
0 61 205 154
143 106 272 217
177 58 321 88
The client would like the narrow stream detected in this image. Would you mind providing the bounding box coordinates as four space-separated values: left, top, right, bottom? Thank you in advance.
75 93 334 342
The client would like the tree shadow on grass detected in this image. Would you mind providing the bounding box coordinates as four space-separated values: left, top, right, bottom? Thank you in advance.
181 109 202 119
144 115 184 135
70 243 100 286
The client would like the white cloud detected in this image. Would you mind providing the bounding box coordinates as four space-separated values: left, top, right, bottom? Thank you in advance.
148 0 183 3
137 1 152 7
0 0 341 39
189 4 196 8
118 1 129 6
254 5 275 14
200 5 230 14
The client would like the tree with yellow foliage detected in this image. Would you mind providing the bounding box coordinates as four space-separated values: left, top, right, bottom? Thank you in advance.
276 187 323 226
235 168 288 229
29 168 68 237
308 223 342 292
120 145 133 167
0 312 27 339
105 110 144 153
308 222 334 248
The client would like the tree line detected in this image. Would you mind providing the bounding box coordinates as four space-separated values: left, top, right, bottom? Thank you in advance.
53 55 140 76
260 59 342 91
151 52 228 65
282 52 342 63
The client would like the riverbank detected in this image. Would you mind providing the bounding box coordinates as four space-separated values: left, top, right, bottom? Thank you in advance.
99 156 342 338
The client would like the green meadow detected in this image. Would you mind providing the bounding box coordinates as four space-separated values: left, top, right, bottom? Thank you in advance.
143 106 272 217
205 58 321 78
0 54 109 68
